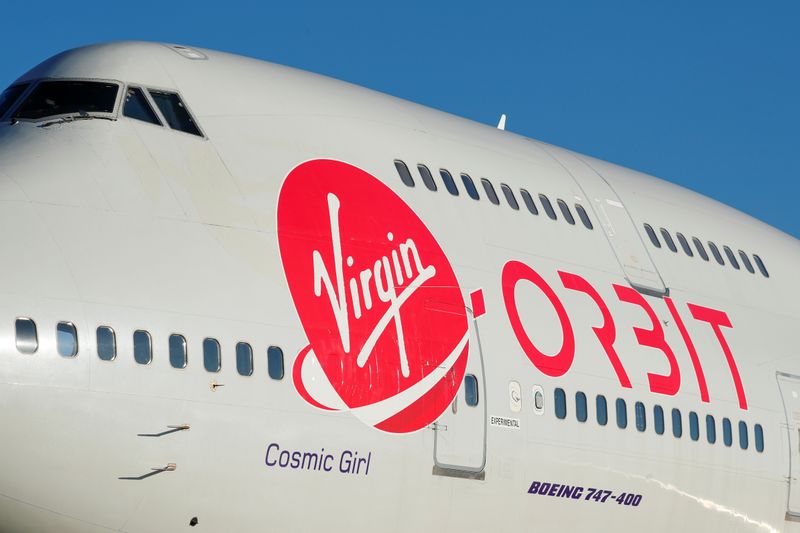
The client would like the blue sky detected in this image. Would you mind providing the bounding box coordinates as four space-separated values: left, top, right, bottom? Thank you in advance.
1 1 798 237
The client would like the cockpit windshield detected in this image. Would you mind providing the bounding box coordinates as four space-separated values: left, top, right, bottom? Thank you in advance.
0 84 29 118
13 80 118 121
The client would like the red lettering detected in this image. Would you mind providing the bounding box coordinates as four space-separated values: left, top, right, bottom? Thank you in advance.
614 285 680 396
665 297 709 403
559 271 631 388
687 304 747 410
502 261 575 377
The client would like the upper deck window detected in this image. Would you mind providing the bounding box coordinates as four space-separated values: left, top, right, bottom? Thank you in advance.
481 178 500 205
0 84 29 118
123 87 161 126
14 80 118 121
148 90 203 137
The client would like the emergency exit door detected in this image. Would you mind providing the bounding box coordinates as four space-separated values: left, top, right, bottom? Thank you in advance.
777 372 800 516
433 309 486 476
545 147 667 297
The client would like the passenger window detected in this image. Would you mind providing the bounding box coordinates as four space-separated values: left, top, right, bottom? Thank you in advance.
753 254 769 278
660 228 678 252
268 346 284 380
616 398 627 429
15 80 118 120
394 160 415 187
596 395 608 426
56 322 78 358
575 391 587 422
520 189 538 215
723 418 733 447
236 342 254 377
15 318 38 354
533 385 545 413
554 388 567 419
644 224 661 248
739 251 755 274
634 401 646 432
575 204 593 229
671 408 682 438
692 237 709 261
123 87 161 125
706 415 716 444
557 200 576 225
724 246 740 270
539 194 557 220
169 334 187 369
460 174 480 200
754 424 764 453
96 326 116 361
0 83 29 119
501 184 519 210
147 90 203 136
689 412 699 441
481 179 500 205
133 330 152 365
203 337 221 372
417 164 437 191
654 405 665 435
676 233 694 257
708 242 725 265
464 374 479 406
739 421 748 449
439 169 459 196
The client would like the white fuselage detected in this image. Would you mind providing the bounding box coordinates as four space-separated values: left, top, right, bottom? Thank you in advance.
0 42 798 533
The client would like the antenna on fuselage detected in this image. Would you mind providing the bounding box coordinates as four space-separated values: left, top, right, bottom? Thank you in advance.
497 114 507 131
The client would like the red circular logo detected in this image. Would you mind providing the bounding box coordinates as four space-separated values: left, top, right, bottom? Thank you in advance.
277 160 469 433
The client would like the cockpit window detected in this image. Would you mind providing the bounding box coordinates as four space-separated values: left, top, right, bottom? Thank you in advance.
14 80 118 120
147 90 203 137
123 87 161 125
0 84 29 119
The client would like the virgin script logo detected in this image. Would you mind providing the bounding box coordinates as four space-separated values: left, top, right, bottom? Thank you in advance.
277 160 470 433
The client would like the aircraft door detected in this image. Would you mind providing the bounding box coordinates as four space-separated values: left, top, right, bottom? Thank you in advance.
544 147 667 297
433 308 487 476
777 372 800 516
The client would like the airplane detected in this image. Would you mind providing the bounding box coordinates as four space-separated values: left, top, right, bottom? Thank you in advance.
0 41 796 532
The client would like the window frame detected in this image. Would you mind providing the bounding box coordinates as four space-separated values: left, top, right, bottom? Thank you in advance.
145 86 205 139
394 160 415 187
203 337 222 373
660 228 678 252
539 194 558 220
56 321 79 358
676 233 694 257
615 398 627 429
460 173 480 200
575 204 593 229
692 237 709 261
133 329 153 366
481 178 500 205
15 317 38 355
267 345 285 380
557 199 576 225
644 224 661 248
12 77 123 124
0 82 32 120
96 325 117 362
464 374 479 407
500 183 520 210
236 341 254 377
575 391 587 423
554 388 567 419
122 85 163 127
168 333 188 369
439 169 459 196
520 189 538 215
417 164 437 191
596 395 608 426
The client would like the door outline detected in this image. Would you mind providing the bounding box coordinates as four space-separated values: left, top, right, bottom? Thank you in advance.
432 307 487 478
776 371 800 518
538 144 668 297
